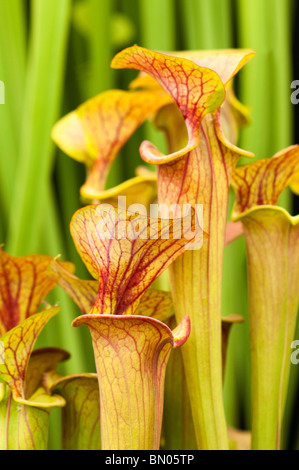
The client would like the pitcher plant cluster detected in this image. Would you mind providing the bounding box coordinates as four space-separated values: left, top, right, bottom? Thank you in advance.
0 45 299 451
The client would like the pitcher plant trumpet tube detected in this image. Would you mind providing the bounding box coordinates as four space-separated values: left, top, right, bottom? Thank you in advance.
46 372 101 450
69 203 202 449
0 308 67 450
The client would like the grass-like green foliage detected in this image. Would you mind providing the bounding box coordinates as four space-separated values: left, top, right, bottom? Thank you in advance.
0 0 297 449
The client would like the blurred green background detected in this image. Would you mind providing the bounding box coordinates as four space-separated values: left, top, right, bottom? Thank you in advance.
0 0 298 449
